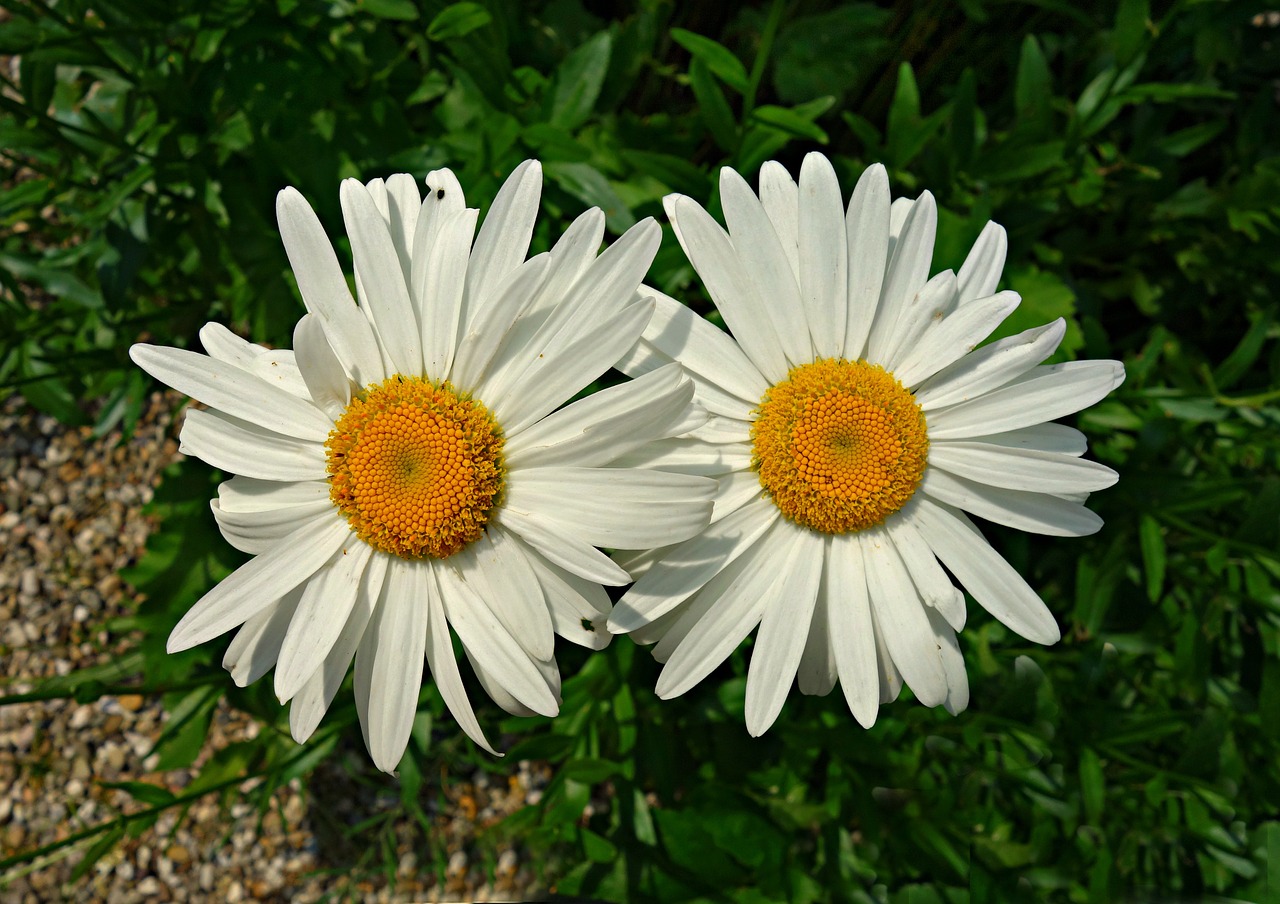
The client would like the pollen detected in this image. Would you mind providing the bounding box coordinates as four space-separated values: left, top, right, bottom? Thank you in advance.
325 376 504 559
751 358 928 534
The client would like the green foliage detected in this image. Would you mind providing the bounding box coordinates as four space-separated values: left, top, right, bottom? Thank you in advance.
2 0 1278 901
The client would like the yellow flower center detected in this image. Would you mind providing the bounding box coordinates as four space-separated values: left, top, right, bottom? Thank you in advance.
751 358 928 534
325 376 504 559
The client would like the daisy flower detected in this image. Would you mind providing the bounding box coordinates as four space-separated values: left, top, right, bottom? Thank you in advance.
131 161 715 771
608 153 1125 736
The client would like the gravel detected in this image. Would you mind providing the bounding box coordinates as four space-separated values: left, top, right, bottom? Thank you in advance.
0 392 548 902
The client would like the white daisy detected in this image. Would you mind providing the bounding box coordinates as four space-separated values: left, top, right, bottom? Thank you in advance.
131 161 715 771
608 153 1125 736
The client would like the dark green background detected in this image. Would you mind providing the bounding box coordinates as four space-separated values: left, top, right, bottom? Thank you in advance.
1 0 1277 900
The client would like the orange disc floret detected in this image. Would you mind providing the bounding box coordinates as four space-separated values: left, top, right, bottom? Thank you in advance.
326 375 504 559
751 358 928 534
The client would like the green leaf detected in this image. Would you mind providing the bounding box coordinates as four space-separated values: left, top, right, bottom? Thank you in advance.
885 63 944 167
1078 748 1105 824
1155 120 1226 158
545 162 635 233
361 0 420 22
688 57 738 152
521 123 591 162
150 686 219 771
994 266 1081 355
950 68 978 168
562 758 622 784
100 781 176 807
68 824 125 884
579 826 619 863
19 56 55 113
1113 0 1149 65
1014 35 1053 139
751 102 831 144
550 31 612 131
1138 515 1165 601
427 2 490 38
1208 306 1269 386
619 150 708 196
976 140 1067 183
1120 82 1237 103
670 28 748 94
772 4 892 106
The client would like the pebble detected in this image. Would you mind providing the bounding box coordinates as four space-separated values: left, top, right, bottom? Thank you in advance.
0 390 549 901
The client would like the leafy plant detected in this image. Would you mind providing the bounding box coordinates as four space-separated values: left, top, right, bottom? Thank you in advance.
2 0 1277 900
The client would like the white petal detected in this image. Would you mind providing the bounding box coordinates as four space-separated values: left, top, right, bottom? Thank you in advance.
275 187 385 387
928 442 1118 494
880 269 958 373
921 468 1104 536
423 566 498 755
744 524 823 735
416 207 478 381
925 360 1125 439
275 539 374 702
243 348 311 400
797 153 848 358
632 603 687 654
490 297 654 435
611 437 753 477
199 322 259 368
179 409 327 482
872 612 904 704
860 528 947 707
614 287 765 419
495 506 631 585
825 535 880 728
910 498 1060 643
293 314 351 420
211 496 333 555
894 290 1020 388
341 179 423 376
449 255 549 394
464 159 542 317
526 207 607 317
866 192 936 363
505 364 696 469
437 562 559 717
666 194 789 381
478 218 659 407
758 161 800 282
457 527 555 662
356 558 429 773
957 221 1007 305
505 467 714 550
843 164 891 361
424 168 466 216
289 552 388 742
887 509 966 631
167 514 351 652
608 499 778 632
131 344 332 442
720 167 810 366
382 173 421 291
925 605 969 716
222 586 305 687
481 650 562 718
915 319 1065 410
524 551 613 651
709 469 765 523
962 423 1088 457
216 476 330 513
796 577 837 697
653 518 792 699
